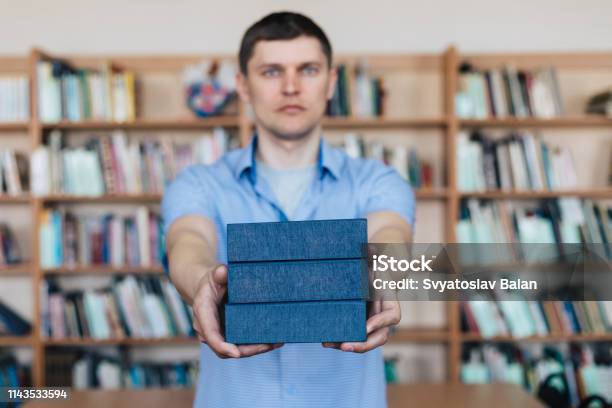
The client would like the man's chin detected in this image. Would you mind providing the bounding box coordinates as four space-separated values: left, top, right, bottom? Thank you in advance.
268 124 318 141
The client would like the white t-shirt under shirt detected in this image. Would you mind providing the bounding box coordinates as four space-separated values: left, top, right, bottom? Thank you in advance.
256 160 317 220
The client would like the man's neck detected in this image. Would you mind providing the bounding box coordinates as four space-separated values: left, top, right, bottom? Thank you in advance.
255 124 321 170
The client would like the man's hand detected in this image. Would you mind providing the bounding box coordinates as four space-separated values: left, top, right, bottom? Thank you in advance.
322 300 400 353
192 264 283 359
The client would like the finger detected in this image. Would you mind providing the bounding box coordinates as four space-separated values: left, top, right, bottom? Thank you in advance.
192 318 206 343
212 264 228 285
236 344 275 357
365 307 400 334
340 327 390 353
199 300 240 358
322 342 342 349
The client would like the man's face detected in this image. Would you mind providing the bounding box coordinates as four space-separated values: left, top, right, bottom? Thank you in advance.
237 36 337 141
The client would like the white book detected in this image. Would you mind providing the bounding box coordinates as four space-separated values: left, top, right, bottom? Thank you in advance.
30 146 51 196
508 141 528 190
136 207 151 267
97 361 121 390
72 359 89 389
111 131 131 193
142 295 169 338
111 216 124 266
490 69 508 117
162 280 190 336
343 133 362 159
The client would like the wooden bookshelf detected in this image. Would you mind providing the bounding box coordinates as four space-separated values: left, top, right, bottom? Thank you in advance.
43 336 198 347
0 122 29 131
0 47 610 389
390 328 450 343
41 117 241 130
459 116 612 128
40 194 163 204
42 265 165 275
461 333 612 343
0 335 34 346
0 194 31 204
459 188 612 199
0 263 32 275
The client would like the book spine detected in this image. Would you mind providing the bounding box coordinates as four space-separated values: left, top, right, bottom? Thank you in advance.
227 219 367 262
228 258 368 303
225 300 366 344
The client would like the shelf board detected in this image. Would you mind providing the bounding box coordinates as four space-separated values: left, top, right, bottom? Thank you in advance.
460 116 612 128
0 194 31 204
0 263 32 275
461 333 612 343
389 328 449 343
322 116 447 128
39 190 448 203
416 188 448 199
0 122 28 131
43 336 197 346
42 265 165 275
41 117 240 130
0 335 34 346
40 194 162 203
459 188 612 199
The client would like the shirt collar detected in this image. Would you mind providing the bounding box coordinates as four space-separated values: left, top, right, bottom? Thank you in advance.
233 134 342 182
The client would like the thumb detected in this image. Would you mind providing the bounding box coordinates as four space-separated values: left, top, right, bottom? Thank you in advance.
211 264 228 286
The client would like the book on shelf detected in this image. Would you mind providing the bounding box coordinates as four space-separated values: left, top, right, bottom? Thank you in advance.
46 349 197 389
0 149 29 196
37 58 137 123
461 300 612 339
0 299 31 336
0 352 31 390
326 61 386 117
456 62 563 119
585 90 612 117
461 343 612 406
457 130 578 192
42 275 194 341
0 223 23 267
456 198 611 246
30 128 233 196
341 133 434 189
0 75 29 122
39 206 163 268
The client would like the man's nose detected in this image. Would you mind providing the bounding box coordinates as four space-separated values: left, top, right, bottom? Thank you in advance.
282 71 300 96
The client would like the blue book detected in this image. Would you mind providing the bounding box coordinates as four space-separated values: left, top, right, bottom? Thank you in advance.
225 300 366 344
228 258 368 303
227 219 367 262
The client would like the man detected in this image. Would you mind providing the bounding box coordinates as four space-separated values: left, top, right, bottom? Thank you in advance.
162 11 415 408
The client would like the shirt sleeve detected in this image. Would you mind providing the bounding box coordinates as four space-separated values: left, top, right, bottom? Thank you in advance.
161 166 218 275
161 165 217 236
361 160 416 227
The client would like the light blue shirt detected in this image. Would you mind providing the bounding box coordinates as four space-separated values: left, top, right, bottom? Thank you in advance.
161 135 416 408
256 160 317 219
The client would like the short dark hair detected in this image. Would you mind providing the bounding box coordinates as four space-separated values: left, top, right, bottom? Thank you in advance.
238 11 333 75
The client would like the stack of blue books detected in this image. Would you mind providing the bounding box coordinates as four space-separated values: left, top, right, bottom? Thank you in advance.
225 219 369 344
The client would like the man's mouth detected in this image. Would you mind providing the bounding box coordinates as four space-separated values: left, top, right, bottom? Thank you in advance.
278 105 305 114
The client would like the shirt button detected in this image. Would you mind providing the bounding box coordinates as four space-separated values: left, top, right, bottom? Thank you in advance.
286 385 297 396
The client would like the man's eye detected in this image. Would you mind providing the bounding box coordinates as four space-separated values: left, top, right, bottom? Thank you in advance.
262 68 280 77
302 66 319 75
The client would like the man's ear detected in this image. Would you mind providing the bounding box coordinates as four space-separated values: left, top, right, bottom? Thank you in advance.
235 72 251 103
326 66 338 100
